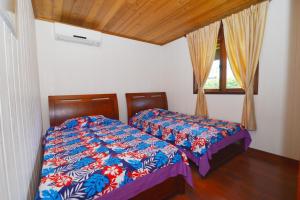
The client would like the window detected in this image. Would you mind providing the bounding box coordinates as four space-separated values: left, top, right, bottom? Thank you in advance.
193 25 259 94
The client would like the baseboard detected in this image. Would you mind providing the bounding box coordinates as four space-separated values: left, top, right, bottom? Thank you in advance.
248 147 299 164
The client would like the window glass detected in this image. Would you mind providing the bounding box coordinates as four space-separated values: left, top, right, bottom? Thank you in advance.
204 48 220 89
226 60 241 89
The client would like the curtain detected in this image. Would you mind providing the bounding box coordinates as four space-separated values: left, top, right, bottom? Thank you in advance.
187 21 220 117
222 1 269 130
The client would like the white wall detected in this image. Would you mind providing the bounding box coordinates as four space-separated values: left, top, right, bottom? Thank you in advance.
36 0 299 160
35 20 168 131
162 0 299 160
0 0 43 199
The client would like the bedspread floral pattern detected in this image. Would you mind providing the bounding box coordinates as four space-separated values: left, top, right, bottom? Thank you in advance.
36 115 188 200
130 109 245 158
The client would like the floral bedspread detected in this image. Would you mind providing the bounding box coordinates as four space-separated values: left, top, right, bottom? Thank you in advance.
130 108 245 158
36 115 188 200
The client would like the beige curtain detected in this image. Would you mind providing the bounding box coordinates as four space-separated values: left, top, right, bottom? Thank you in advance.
222 1 269 130
187 21 220 117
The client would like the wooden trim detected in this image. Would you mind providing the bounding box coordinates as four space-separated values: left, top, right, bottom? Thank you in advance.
98 29 164 46
204 88 258 95
48 94 119 126
125 92 168 121
219 25 227 93
248 148 300 164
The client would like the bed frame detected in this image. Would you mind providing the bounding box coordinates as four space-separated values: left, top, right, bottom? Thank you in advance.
126 92 245 176
48 94 119 126
126 92 168 121
48 93 185 199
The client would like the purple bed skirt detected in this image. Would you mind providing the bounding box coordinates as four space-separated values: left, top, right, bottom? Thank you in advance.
97 160 193 200
180 130 251 177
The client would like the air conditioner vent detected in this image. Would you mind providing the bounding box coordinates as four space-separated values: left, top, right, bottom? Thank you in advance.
54 23 102 47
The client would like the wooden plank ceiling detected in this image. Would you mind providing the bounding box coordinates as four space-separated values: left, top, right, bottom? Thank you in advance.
32 0 266 45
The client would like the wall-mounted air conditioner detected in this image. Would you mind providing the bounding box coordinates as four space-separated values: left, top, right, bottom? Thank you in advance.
54 22 102 47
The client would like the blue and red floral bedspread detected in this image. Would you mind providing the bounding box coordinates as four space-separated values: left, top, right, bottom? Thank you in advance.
130 108 248 158
36 115 188 200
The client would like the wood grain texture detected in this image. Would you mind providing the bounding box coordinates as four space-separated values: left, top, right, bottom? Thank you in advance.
48 94 119 126
125 92 168 120
32 0 267 45
170 148 299 200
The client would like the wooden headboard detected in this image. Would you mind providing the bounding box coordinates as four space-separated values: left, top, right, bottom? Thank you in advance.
48 94 119 126
125 92 168 120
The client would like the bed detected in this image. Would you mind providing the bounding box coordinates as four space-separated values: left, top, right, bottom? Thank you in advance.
126 92 252 177
36 94 192 200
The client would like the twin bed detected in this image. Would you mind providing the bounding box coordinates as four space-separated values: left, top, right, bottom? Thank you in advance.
37 94 191 200
126 92 251 177
36 92 251 199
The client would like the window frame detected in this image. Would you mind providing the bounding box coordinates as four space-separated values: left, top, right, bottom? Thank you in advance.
193 25 259 95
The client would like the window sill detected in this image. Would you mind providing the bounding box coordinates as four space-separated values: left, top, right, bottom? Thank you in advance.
193 89 258 95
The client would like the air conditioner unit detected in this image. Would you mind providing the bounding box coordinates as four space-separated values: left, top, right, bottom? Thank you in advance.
54 22 102 47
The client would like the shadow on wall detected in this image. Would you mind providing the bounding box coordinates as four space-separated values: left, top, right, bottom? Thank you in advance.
283 0 300 161
27 139 43 200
